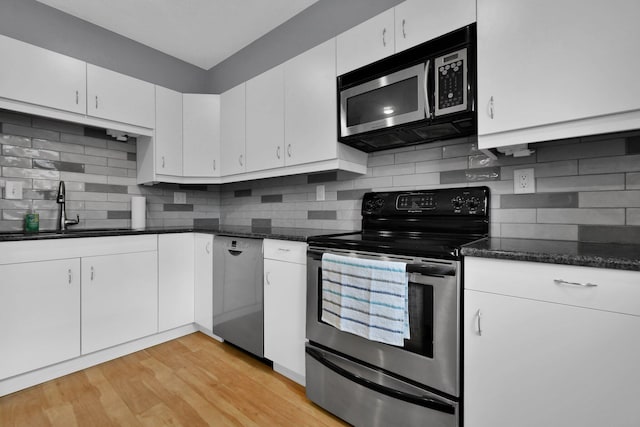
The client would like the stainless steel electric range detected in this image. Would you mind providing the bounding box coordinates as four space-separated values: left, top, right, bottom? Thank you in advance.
305 186 490 427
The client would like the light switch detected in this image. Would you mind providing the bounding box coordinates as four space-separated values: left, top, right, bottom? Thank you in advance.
5 181 23 200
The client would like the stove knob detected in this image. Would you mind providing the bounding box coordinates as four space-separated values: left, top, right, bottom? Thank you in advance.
375 198 385 208
467 198 479 211
452 197 463 210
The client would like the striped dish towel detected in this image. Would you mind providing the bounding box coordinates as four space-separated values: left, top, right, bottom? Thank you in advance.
321 253 409 346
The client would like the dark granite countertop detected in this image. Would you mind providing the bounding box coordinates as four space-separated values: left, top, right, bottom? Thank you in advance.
0 225 353 243
461 237 640 272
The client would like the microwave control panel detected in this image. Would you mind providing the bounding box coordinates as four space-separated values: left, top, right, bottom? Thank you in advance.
434 48 468 117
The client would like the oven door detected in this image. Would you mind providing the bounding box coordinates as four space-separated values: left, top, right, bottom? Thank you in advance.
306 247 460 398
339 62 427 137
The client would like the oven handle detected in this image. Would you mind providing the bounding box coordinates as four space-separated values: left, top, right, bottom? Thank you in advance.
406 263 456 276
308 250 456 277
306 346 455 414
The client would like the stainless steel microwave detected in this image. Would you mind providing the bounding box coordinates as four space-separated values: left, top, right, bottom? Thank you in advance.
337 24 476 153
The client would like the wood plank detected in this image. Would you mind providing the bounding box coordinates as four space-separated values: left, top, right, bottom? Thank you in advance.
0 333 347 427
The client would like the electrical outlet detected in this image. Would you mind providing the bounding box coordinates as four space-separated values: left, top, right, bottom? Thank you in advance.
5 181 23 200
316 185 326 201
174 191 187 204
513 168 535 194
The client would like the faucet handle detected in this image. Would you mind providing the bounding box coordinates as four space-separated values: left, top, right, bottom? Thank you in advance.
66 215 80 226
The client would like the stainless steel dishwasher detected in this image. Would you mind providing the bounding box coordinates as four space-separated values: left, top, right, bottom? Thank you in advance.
212 236 264 357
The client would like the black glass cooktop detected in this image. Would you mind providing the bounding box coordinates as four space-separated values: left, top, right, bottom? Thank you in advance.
308 230 486 260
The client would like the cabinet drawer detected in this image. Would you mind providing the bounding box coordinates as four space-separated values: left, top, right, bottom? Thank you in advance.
465 257 640 317
264 239 307 264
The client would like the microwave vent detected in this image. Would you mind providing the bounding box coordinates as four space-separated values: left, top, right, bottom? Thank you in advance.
411 123 460 140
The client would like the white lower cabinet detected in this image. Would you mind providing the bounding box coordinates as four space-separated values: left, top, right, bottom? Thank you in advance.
464 258 640 427
263 239 307 385
194 233 214 332
81 250 158 354
158 233 195 332
0 259 81 380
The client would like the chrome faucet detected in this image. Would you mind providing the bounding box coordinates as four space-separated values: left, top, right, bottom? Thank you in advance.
56 181 79 231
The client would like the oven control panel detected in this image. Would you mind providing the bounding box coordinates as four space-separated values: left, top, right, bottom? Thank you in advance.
362 187 489 216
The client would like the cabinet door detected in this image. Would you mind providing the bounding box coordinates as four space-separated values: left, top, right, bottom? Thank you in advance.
337 8 395 75
194 234 214 331
183 94 221 177
464 290 640 427
477 0 640 138
246 65 285 172
284 39 338 166
155 85 183 176
264 258 307 383
81 251 158 354
86 64 155 128
0 259 80 379
0 35 86 115
220 83 246 175
394 0 476 53
158 234 195 331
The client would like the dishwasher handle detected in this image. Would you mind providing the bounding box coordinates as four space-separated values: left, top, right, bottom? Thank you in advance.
228 249 243 256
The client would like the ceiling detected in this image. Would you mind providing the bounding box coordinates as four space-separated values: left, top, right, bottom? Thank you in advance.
36 0 319 70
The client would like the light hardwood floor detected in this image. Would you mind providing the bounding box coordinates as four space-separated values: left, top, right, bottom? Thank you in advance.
0 332 348 426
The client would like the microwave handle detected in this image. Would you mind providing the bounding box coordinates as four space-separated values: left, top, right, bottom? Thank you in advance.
424 60 431 119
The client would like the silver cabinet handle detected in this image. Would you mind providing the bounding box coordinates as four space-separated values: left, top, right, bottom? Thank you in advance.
206 241 211 254
90 266 95 281
554 279 598 288
424 60 431 119
382 28 387 47
239 154 243 166
95 96 99 109
265 271 271 285
213 159 216 171
162 156 165 168
277 247 291 252
475 309 482 336
488 96 494 119
276 146 281 159
75 90 79 105
402 19 407 38
68 269 73 284
287 144 292 157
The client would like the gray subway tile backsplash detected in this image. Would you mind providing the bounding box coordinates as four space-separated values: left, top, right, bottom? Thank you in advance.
308 210 337 220
33 159 85 173
2 112 640 242
579 225 640 244
261 194 283 203
501 192 579 209
163 204 195 212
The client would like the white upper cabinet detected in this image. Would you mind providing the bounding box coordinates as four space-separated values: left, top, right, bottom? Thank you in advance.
183 94 221 177
337 8 395 75
155 85 183 176
0 34 86 115
220 83 247 176
284 39 339 166
86 63 155 128
477 0 640 149
394 0 476 53
246 65 285 172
